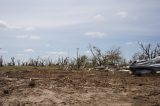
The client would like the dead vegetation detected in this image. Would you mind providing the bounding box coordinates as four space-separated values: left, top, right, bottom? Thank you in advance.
0 67 160 106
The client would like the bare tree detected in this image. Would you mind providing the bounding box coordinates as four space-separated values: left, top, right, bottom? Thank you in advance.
11 57 15 66
28 58 34 66
69 58 77 70
152 43 160 57
89 44 104 66
105 47 122 65
64 57 69 65
133 42 160 60
39 58 45 66
48 59 53 66
77 55 88 69
46 57 53 66
35 57 40 66
132 52 145 61
89 44 122 68
138 42 152 59
22 61 26 66
91 57 97 67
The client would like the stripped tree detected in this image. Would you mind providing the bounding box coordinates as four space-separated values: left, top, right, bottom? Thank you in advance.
133 42 160 61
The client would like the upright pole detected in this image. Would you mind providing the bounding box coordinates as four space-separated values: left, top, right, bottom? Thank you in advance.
0 48 3 67
77 48 79 70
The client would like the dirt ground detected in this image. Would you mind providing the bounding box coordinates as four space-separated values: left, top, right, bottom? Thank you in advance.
0 67 160 106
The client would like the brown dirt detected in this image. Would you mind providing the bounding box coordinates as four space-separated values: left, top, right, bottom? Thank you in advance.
0 69 160 106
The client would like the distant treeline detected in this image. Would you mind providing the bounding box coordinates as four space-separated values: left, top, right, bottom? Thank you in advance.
0 43 160 70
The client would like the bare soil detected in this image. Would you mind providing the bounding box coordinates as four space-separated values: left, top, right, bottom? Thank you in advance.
0 68 160 106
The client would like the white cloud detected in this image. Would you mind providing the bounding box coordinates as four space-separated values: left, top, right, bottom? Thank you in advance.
84 32 106 38
0 20 21 30
29 35 41 40
0 20 9 29
0 20 35 31
16 35 29 39
116 11 128 18
0 50 8 54
93 14 105 22
24 49 34 53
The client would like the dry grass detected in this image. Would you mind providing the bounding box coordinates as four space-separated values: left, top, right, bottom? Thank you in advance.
0 67 160 106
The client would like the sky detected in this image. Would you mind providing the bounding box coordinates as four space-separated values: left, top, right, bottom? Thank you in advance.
0 0 160 61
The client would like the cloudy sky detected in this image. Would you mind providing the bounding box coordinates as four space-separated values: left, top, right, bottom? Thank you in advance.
0 0 160 61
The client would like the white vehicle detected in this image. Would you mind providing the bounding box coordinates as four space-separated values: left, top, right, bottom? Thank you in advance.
129 57 160 75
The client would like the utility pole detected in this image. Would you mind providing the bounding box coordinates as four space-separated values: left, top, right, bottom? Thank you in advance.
0 48 3 67
77 48 79 70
